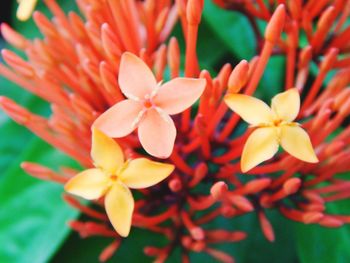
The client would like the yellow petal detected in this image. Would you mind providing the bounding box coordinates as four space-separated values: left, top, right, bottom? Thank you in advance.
280 125 318 163
91 128 124 174
119 158 174 189
241 127 279 172
105 181 134 237
17 0 37 21
224 94 273 125
271 88 300 122
64 168 109 200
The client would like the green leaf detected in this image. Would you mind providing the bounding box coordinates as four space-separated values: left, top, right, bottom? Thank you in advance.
0 139 80 263
237 211 298 263
255 55 286 100
0 183 77 263
202 0 285 100
52 227 168 262
0 80 49 172
0 2 82 263
295 199 350 263
170 20 230 75
189 210 297 263
203 0 256 60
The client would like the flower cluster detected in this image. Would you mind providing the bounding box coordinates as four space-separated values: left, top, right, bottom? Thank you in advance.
0 0 350 262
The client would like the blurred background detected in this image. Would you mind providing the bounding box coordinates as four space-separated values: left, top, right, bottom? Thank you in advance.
0 0 350 262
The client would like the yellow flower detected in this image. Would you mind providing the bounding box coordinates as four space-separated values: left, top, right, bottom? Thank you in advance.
225 88 318 173
17 0 38 21
65 128 174 237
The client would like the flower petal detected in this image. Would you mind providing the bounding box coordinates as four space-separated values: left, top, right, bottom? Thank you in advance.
120 158 174 189
224 94 273 125
93 99 143 138
154 78 206 115
105 181 134 237
271 88 300 122
17 0 37 21
64 168 109 200
91 128 124 174
119 52 157 99
241 127 279 172
138 109 176 158
280 125 318 163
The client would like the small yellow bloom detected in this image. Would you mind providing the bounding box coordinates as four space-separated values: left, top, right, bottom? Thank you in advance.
65 128 174 237
17 0 38 21
225 88 318 172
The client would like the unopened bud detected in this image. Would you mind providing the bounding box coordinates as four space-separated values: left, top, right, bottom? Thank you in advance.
210 181 228 200
169 178 182 192
320 48 338 72
303 211 324 224
227 60 249 93
265 5 286 43
186 0 204 25
298 45 313 69
283 178 302 195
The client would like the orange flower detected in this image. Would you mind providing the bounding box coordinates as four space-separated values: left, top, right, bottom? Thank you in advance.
94 52 206 158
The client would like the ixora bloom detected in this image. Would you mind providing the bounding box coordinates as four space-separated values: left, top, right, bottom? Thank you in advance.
16 0 38 21
65 128 175 237
93 52 206 158
225 89 319 172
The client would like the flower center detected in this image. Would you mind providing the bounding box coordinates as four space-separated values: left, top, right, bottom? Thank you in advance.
143 98 153 109
143 94 154 109
110 175 118 182
273 119 283 126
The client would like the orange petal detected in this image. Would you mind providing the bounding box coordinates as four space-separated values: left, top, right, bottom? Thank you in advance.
154 78 206 115
120 158 174 189
105 181 134 237
93 99 143 138
271 88 300 122
91 128 124 174
241 127 279 172
64 168 109 200
224 94 273 125
280 125 318 163
138 109 176 158
119 52 157 99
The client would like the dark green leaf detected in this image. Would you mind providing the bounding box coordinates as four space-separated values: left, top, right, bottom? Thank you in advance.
52 228 168 263
0 2 82 263
203 0 256 60
0 139 80 263
295 199 350 263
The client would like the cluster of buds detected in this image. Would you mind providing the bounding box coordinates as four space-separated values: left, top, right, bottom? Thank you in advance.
0 0 349 262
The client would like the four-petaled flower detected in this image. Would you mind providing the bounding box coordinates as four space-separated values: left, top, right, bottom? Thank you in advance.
225 88 318 172
93 52 206 158
17 0 38 21
65 128 174 237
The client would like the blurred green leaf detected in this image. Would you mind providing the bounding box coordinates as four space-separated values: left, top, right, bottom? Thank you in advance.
202 0 285 99
170 20 230 75
232 211 297 263
0 79 49 172
255 55 286 101
189 210 297 263
52 227 170 263
295 199 350 263
0 139 80 263
0 1 81 263
203 0 256 60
